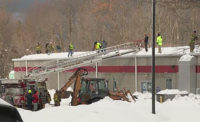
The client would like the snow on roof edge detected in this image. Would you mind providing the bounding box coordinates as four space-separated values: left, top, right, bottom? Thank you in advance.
179 54 194 61
12 46 200 61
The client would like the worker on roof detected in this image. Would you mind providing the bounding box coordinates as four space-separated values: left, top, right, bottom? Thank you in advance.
26 89 33 110
47 41 54 54
93 41 97 50
95 42 101 50
190 30 198 52
144 34 149 52
156 33 163 53
94 41 101 53
101 40 107 52
45 42 49 53
68 42 74 57
36 42 42 54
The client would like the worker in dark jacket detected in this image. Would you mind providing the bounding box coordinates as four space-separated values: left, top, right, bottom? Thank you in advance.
93 41 97 51
45 43 49 53
101 40 107 52
144 34 149 52
47 42 54 54
26 90 33 110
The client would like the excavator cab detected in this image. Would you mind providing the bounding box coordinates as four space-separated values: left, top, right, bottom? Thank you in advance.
79 78 108 104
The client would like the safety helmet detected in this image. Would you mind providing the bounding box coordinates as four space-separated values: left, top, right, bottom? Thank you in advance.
28 90 32 94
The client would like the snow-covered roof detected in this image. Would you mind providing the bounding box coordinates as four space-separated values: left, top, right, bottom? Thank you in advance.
12 51 93 61
12 46 200 61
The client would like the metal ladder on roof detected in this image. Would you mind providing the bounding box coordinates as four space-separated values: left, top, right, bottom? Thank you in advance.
28 42 140 77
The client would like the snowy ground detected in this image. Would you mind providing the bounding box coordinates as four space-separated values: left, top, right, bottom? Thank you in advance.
14 89 200 122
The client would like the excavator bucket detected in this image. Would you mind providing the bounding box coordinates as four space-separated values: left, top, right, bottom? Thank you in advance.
108 88 137 102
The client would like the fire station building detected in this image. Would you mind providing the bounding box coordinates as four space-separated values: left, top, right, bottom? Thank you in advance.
12 47 200 94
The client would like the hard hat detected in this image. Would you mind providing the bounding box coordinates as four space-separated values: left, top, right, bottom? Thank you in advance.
28 90 32 93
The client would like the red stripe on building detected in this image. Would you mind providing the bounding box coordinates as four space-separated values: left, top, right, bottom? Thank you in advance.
137 66 178 73
14 65 179 73
14 67 40 72
196 66 200 73
63 66 96 72
98 66 135 72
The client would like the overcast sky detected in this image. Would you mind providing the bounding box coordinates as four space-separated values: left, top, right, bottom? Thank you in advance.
8 0 47 13
0 0 48 21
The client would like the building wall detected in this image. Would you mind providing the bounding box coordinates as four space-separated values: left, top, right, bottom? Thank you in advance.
13 55 200 93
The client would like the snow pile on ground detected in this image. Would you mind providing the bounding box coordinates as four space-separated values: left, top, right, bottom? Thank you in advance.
0 98 12 106
157 89 188 95
15 89 200 122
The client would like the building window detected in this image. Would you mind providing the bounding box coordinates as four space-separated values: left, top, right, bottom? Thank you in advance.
113 78 117 92
141 81 152 93
166 79 172 89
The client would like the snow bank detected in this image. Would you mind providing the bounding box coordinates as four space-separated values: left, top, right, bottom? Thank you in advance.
157 89 188 95
16 90 200 122
0 98 12 106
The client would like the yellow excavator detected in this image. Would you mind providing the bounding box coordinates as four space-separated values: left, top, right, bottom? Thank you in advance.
54 68 136 106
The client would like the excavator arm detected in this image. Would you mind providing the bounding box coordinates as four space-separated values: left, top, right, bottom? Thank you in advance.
71 71 82 106
56 68 88 105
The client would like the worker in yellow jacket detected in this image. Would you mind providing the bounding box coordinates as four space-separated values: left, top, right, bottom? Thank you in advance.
68 42 74 57
156 33 163 53
36 42 42 54
94 41 101 53
54 90 61 106
95 42 101 50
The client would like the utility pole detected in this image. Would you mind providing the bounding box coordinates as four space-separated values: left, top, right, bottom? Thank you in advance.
152 0 156 114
